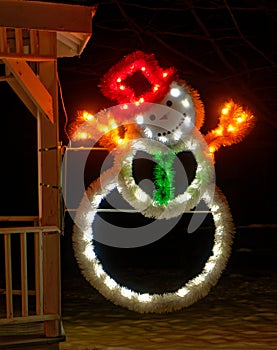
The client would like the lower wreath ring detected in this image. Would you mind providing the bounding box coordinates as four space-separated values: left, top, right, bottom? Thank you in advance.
72 176 235 314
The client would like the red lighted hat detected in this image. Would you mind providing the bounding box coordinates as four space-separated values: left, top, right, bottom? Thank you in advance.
100 51 176 105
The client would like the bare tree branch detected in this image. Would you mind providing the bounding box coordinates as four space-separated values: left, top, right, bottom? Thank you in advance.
188 1 236 73
112 0 145 45
224 0 276 67
144 30 215 74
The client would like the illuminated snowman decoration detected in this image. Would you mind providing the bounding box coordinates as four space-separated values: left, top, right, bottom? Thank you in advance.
69 51 254 313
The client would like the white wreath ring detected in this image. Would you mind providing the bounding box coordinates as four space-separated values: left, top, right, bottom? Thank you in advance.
73 169 234 313
116 129 214 220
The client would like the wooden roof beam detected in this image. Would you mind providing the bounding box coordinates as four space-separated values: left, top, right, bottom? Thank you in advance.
0 1 95 34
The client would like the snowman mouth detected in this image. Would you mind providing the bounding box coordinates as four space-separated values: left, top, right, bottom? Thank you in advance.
156 115 186 138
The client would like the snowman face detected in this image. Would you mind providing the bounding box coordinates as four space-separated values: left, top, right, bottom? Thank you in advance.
136 82 196 145
160 81 196 124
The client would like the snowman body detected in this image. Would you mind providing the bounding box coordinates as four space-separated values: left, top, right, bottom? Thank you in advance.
70 82 235 313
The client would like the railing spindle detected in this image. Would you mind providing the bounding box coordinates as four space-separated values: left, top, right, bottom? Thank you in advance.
15 28 23 54
20 232 28 316
30 29 39 55
4 234 13 318
0 27 8 52
34 231 43 315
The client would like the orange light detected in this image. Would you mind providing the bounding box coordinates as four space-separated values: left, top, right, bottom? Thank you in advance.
141 66 146 71
109 121 117 129
236 114 246 123
153 84 160 92
83 112 94 121
209 145 216 153
214 127 223 136
221 107 229 115
99 125 109 133
79 132 88 140
162 72 168 78
117 77 122 83
227 125 235 132
120 85 125 90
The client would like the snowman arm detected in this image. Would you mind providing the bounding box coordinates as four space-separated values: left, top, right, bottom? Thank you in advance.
204 99 255 155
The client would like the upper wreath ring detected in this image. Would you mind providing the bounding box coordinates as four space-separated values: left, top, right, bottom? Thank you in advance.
116 129 214 220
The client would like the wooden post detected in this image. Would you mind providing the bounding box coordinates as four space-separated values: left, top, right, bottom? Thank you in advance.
37 32 61 338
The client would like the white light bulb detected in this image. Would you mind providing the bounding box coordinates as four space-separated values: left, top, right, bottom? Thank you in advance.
86 211 95 221
170 88 181 98
121 287 133 299
184 116 192 125
144 127 153 138
193 275 205 285
176 287 189 297
104 276 117 290
204 260 216 273
174 129 182 141
213 242 222 256
181 98 190 108
134 188 148 202
138 293 152 302
84 245 95 261
95 264 104 277
136 114 144 124
159 136 168 143
83 229 92 242
211 204 220 212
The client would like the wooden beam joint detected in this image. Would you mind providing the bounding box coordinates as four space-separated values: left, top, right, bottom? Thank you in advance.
3 58 54 122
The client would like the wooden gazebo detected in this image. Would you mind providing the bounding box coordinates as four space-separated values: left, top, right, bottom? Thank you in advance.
0 1 95 348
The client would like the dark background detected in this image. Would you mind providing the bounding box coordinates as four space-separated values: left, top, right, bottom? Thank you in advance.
57 0 277 282
1 1 276 284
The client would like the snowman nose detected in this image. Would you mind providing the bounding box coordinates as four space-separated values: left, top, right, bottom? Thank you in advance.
160 113 168 120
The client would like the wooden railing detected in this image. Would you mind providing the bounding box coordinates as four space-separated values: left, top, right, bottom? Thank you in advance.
0 221 60 326
0 27 55 60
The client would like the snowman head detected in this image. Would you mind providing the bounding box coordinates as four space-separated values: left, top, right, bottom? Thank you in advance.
137 80 205 145
100 51 205 146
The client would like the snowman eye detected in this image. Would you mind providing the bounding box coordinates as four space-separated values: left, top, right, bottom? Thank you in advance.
166 100 173 107
149 114 156 121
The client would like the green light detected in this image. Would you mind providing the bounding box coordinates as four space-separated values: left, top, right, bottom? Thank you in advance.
153 151 175 205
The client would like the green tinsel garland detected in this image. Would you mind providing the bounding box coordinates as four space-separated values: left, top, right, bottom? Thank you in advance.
153 151 176 205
